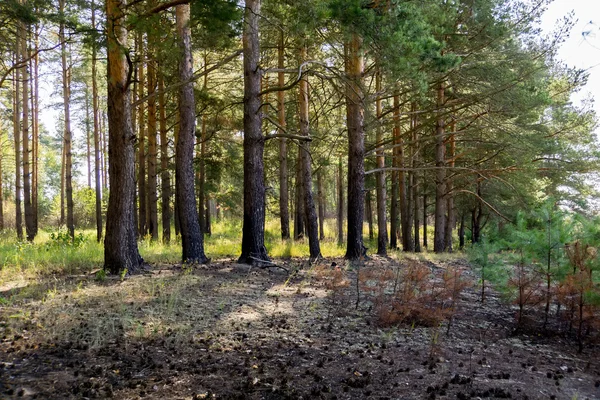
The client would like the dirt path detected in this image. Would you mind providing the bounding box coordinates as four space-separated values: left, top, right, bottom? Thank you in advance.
1 257 599 399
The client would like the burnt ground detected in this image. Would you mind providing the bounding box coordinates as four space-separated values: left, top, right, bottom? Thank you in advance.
1 256 600 399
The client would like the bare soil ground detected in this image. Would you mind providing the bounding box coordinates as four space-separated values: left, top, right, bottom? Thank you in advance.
1 256 599 399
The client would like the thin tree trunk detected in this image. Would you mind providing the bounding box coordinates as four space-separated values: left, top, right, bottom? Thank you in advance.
366 191 373 240
21 22 34 241
445 118 456 252
59 6 74 240
293 147 304 240
13 54 22 240
298 43 320 261
238 0 269 265
85 85 92 188
205 196 211 235
31 25 39 236
176 3 208 264
278 31 290 240
104 0 143 274
159 70 170 243
102 112 108 190
375 67 387 255
92 0 102 242
396 93 413 252
423 193 428 249
317 169 325 241
147 45 158 241
389 100 399 250
60 143 65 225
337 156 344 245
412 103 421 252
137 31 147 237
197 54 207 234
434 81 447 253
0 143 3 230
459 213 465 249
344 34 366 260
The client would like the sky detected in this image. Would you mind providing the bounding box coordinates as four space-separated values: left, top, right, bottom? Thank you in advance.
540 0 600 116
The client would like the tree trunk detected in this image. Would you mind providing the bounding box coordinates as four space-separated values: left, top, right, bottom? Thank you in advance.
59 2 74 240
337 156 344 245
412 103 421 253
375 67 387 255
31 26 39 236
13 56 23 240
298 43 320 261
396 93 413 252
423 193 428 248
434 81 447 253
472 180 484 244
317 169 325 241
147 46 158 241
85 85 92 188
238 0 269 265
445 118 456 252
158 69 171 243
278 30 290 240
0 144 3 230
365 191 373 240
92 0 103 242
21 22 35 241
104 0 143 274
293 146 305 240
137 31 147 237
176 3 208 264
459 213 465 249
197 56 207 234
389 104 399 250
205 196 211 235
344 34 366 260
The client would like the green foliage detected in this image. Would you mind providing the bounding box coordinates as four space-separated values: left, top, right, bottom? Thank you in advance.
467 238 507 302
48 229 87 248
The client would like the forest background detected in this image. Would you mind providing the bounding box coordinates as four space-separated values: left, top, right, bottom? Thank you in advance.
0 0 600 271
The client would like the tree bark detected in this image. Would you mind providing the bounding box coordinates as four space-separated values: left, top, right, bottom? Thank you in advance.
238 0 269 265
85 85 92 189
298 43 321 261
176 3 208 264
344 34 366 260
104 0 144 274
92 0 103 242
21 21 34 241
147 44 158 241
0 143 3 230
278 30 290 240
158 69 170 243
375 67 387 255
365 191 373 240
434 81 447 253
423 193 428 249
445 118 456 252
317 169 325 241
411 103 421 253
293 147 305 240
137 31 147 237
389 102 399 250
13 55 23 240
396 93 413 252
59 1 74 240
337 156 344 245
31 26 39 236
459 213 465 249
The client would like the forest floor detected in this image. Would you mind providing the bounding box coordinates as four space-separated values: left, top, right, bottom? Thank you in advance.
1 255 599 399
